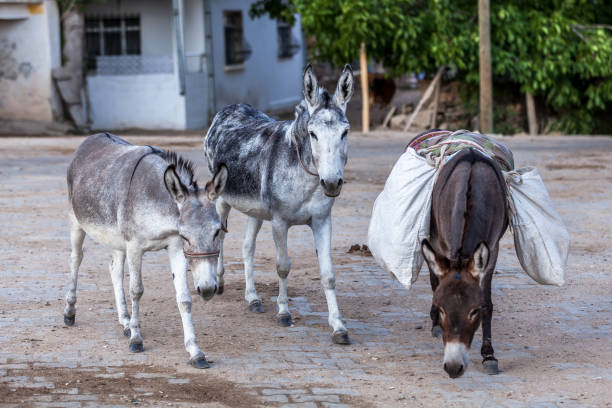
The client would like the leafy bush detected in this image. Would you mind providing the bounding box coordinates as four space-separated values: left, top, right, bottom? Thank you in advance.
251 0 612 134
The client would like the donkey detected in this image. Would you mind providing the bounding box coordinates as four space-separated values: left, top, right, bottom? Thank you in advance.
64 132 228 368
421 148 508 378
204 65 354 344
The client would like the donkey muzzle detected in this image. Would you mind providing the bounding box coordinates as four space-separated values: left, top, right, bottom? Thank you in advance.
197 284 218 301
320 177 343 197
443 342 469 378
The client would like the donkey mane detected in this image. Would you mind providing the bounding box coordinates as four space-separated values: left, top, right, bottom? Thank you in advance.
160 150 198 190
286 89 335 144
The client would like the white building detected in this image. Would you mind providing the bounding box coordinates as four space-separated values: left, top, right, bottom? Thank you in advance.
83 0 305 130
0 0 61 123
0 0 305 130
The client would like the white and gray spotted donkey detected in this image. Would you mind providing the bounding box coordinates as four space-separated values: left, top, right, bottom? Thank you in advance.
64 133 227 368
204 65 354 344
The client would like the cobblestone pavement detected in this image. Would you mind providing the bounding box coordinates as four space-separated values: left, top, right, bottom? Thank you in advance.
0 133 611 407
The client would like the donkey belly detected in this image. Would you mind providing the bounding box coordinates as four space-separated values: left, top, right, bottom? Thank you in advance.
78 221 126 251
223 193 272 221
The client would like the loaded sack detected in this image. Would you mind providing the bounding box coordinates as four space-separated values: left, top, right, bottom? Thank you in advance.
367 130 569 288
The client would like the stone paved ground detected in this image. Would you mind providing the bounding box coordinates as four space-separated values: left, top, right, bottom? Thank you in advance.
0 133 610 407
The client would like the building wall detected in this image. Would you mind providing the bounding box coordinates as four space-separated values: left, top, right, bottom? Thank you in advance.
84 0 173 56
87 73 186 130
0 1 59 122
84 0 186 130
209 0 304 114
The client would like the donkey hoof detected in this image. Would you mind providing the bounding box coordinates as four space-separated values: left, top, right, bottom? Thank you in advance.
216 285 224 295
332 330 350 345
64 315 75 326
483 358 499 375
190 355 211 369
123 327 131 337
248 300 264 314
277 313 292 327
129 342 144 353
431 325 443 338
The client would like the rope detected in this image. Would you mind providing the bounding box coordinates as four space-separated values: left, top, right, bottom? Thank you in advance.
295 137 319 177
502 170 523 232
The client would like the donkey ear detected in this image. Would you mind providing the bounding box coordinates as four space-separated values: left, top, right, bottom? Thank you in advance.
164 165 187 204
302 64 319 110
333 64 354 111
205 164 228 201
422 239 444 278
470 242 489 283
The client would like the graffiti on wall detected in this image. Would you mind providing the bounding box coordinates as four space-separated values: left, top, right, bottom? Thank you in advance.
0 39 34 81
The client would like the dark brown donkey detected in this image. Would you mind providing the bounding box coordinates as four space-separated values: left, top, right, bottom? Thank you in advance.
421 148 508 378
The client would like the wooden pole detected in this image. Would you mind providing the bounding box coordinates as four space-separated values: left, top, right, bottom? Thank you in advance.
526 92 537 135
430 79 441 128
403 66 443 132
478 0 493 133
360 42 370 133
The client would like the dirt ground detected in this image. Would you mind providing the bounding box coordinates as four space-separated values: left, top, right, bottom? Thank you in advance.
0 132 610 408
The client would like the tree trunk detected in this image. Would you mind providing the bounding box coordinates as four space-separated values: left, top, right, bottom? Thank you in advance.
526 92 538 135
360 42 369 133
478 0 493 133
53 4 87 128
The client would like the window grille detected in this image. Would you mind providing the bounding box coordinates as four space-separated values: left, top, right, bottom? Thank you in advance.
223 11 251 66
85 15 141 71
277 21 300 59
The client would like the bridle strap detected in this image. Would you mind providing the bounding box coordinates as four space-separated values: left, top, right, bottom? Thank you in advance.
295 138 319 177
184 250 220 259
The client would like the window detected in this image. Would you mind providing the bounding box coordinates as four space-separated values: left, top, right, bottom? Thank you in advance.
85 16 141 70
223 11 251 67
277 20 300 59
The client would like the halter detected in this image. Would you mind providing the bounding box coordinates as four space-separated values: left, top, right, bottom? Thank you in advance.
183 250 220 259
295 138 319 177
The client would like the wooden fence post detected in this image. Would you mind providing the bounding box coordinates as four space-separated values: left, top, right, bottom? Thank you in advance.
526 92 538 135
360 42 370 133
479 0 493 133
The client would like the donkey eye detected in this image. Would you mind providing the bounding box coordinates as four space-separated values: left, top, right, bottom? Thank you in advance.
469 308 481 321
309 131 318 141
213 229 220 239
341 130 348 140
179 234 192 246
439 308 446 319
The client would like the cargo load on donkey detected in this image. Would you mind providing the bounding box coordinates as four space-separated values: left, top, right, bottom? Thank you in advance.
367 129 570 377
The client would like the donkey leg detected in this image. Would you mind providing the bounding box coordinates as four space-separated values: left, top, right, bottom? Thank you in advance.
272 220 292 327
429 270 443 338
108 250 130 337
168 239 209 368
215 198 231 295
243 216 264 313
126 243 145 352
481 272 498 375
312 215 349 345
64 218 85 326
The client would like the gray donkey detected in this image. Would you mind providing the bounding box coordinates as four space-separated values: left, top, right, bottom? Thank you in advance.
64 133 227 368
204 65 354 344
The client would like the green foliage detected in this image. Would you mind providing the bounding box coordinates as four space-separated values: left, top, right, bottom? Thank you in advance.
251 0 612 133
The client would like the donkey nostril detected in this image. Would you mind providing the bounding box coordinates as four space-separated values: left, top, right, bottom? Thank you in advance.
338 178 344 187
197 287 201 295
320 179 326 188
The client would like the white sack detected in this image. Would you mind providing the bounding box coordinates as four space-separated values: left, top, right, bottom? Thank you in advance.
367 148 436 288
506 167 569 286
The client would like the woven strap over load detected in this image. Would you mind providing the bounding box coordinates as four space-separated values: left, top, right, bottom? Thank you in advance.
407 129 515 172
